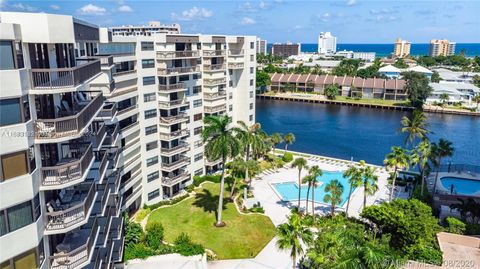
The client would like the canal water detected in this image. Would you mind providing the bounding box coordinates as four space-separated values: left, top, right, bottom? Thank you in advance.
256 99 480 166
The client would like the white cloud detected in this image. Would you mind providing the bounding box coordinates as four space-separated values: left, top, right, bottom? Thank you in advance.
347 0 357 6
240 1 269 12
11 3 37 12
240 17 256 25
50 4 60 10
369 8 397 15
117 5 133 12
79 4 106 15
171 7 213 21
320 12 331 22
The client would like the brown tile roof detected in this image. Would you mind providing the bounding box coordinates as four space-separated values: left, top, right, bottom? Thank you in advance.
324 74 335 84
279 73 291 83
306 74 317 84
396 79 406 90
315 75 327 84
333 76 345 86
352 77 364 88
288 74 300 83
363 78 375 88
297 74 310 83
343 76 353 86
373 78 385 89
385 79 396 89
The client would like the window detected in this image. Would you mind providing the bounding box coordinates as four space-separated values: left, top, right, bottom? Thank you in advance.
144 109 157 119
1 240 44 268
249 103 254 110
145 125 157 135
146 156 158 167
143 93 156 102
194 140 203 148
142 59 155 68
141 41 154 51
194 153 203 162
0 41 14 70
179 75 189 82
229 93 233 100
250 55 254 61
249 91 254 98
193 99 202 108
194 127 202 135
250 79 254 86
229 105 233 112
146 141 158 151
250 67 254 74
193 74 200 80
147 171 160 182
0 97 30 127
7 200 33 234
194 168 203 176
249 115 254 121
229 70 233 76
193 86 202 94
193 113 202 122
148 190 160 200
143 76 155 85
250 42 254 49
229 80 233 87
1 150 28 181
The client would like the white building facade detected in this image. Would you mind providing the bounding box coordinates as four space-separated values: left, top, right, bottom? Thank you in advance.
317 32 336 54
110 21 181 37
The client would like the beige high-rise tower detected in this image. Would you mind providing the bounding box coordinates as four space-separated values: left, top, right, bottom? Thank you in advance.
394 38 411 58
429 39 456 56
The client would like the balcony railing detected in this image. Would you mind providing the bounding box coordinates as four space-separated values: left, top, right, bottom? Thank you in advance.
162 172 191 187
228 62 244 69
203 50 226 57
204 77 227 86
228 49 244 56
158 99 188 109
49 218 99 269
41 143 93 188
30 60 101 90
158 83 187 92
99 55 114 66
109 80 116 92
203 91 227 101
35 93 103 140
161 157 190 171
204 104 227 113
156 51 200 59
117 104 138 117
90 123 105 148
124 186 142 206
157 66 200 76
45 182 96 232
161 142 189 155
112 69 136 77
203 64 226 71
120 121 139 133
159 129 189 140
159 113 189 125
104 124 119 147
98 103 117 118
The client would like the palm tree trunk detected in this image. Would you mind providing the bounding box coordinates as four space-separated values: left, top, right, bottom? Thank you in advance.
311 185 315 219
331 202 335 216
305 184 311 214
285 143 288 150
432 158 442 196
216 157 227 226
420 166 425 196
297 169 301 209
292 253 296 269
363 180 367 209
389 168 397 201
345 185 353 217
230 177 237 199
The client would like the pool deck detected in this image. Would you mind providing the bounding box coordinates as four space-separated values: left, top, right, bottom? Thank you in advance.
427 171 480 197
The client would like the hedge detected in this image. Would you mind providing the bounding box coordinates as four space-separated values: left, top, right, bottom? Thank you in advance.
282 152 293 162
445 217 466 235
145 194 190 210
193 175 221 186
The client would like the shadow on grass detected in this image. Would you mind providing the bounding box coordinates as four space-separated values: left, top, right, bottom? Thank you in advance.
192 189 227 215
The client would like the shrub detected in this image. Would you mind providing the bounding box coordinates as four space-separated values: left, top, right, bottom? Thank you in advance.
147 194 189 210
174 233 205 256
405 244 443 265
249 207 265 213
465 223 480 235
124 243 155 261
273 157 285 168
125 221 144 247
445 217 466 234
282 152 293 162
186 184 195 193
193 175 221 186
145 222 164 250
134 208 151 222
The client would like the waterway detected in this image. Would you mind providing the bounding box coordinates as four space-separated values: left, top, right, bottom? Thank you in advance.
256 99 480 166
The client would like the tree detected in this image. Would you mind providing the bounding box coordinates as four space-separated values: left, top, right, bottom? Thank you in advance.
256 70 271 89
332 59 361 76
324 179 344 216
276 212 313 269
202 115 242 226
430 71 441 83
237 121 267 161
145 222 164 250
302 175 314 214
324 84 339 100
473 75 480 88
270 132 283 154
384 146 410 201
403 71 433 108
229 157 260 196
473 93 480 112
292 157 308 209
283 133 295 150
125 217 144 247
413 139 432 196
393 58 408 68
450 198 480 224
430 139 454 196
361 165 379 209
400 109 429 146
342 162 363 217
308 165 323 218
439 93 450 107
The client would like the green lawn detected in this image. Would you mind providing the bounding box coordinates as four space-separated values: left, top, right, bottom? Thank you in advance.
333 96 411 107
147 182 276 259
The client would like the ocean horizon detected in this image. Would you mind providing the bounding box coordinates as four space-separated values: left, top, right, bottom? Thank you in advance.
267 43 480 57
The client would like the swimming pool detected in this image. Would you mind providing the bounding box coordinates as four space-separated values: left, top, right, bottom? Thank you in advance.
440 177 480 196
272 171 353 207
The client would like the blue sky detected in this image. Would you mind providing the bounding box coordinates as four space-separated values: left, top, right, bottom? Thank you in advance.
1 0 479 43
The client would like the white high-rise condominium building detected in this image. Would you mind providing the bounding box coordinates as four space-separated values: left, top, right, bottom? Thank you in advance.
110 21 181 36
256 38 267 54
317 32 337 54
0 11 256 268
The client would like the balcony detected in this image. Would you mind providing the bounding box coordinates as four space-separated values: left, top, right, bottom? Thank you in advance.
156 50 200 59
158 99 189 109
117 104 138 117
99 55 114 67
157 66 200 76
204 104 227 114
97 102 117 119
161 142 189 156
112 69 136 77
158 83 187 93
161 157 190 172
203 64 226 72
30 60 101 91
103 124 119 147
228 62 244 69
45 182 96 234
203 50 226 57
203 91 227 101
206 158 222 167
159 113 189 125
159 129 189 140
228 49 244 56
204 77 227 86
124 185 142 207
90 123 106 149
48 218 99 269
162 172 191 187
35 93 104 141
41 143 94 190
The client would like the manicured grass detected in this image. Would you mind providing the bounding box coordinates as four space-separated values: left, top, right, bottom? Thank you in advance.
334 96 411 107
147 182 276 259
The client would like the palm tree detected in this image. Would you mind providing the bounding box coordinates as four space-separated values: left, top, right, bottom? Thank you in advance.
361 165 379 208
228 157 260 197
343 162 363 217
308 165 323 219
202 115 242 227
283 133 295 150
431 139 454 195
291 157 308 209
384 146 410 201
302 175 314 214
472 94 480 112
323 179 344 216
237 121 266 160
270 133 283 154
400 109 429 146
439 93 450 107
413 139 432 196
276 212 313 269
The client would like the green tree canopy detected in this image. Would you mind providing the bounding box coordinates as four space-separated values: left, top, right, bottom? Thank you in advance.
324 84 339 100
256 70 271 88
402 71 433 108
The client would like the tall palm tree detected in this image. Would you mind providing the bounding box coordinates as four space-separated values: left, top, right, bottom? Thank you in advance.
276 212 313 269
384 146 410 201
323 179 344 216
400 109 429 146
431 139 454 195
302 175 314 214
414 139 432 196
270 132 283 154
202 115 242 227
291 157 308 209
361 165 379 208
343 162 364 217
228 157 260 197
284 133 295 150
473 94 480 112
308 165 323 219
237 121 266 161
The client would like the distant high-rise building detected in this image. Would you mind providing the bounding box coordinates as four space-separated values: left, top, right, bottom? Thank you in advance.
270 42 301 57
429 39 456 57
110 21 181 36
394 38 411 57
317 32 337 54
256 38 267 54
